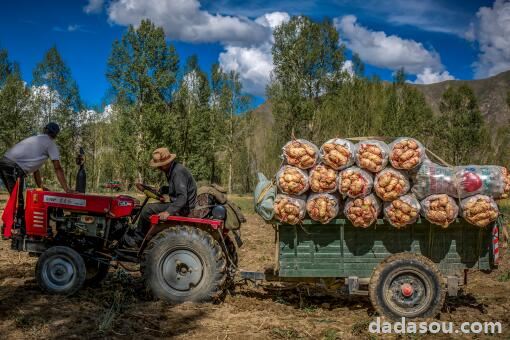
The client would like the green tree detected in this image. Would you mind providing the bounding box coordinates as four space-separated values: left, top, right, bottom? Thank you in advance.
435 85 487 164
379 72 434 140
106 19 179 184
269 16 345 142
220 70 251 193
0 48 16 86
0 73 34 153
32 46 83 182
173 55 213 180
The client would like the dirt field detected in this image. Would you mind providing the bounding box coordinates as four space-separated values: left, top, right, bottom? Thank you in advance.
0 194 509 339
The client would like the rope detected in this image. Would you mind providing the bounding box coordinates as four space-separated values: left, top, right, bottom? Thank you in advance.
256 179 276 205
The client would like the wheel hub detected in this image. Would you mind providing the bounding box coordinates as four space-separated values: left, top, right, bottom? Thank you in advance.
401 283 414 297
42 256 76 290
385 271 430 316
161 250 203 292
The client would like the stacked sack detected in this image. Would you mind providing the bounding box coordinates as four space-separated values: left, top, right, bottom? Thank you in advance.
270 136 505 228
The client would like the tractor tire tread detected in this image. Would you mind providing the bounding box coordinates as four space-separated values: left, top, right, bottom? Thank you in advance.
369 252 445 320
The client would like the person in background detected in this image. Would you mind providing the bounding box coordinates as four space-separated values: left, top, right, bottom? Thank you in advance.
0 122 72 194
75 147 86 193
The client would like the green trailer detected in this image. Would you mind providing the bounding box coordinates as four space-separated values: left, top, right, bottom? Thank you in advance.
241 217 497 320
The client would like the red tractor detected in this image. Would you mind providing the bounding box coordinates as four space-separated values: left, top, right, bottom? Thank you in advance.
2 182 240 302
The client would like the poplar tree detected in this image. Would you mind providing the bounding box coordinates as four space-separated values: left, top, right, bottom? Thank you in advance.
106 19 179 183
32 46 82 180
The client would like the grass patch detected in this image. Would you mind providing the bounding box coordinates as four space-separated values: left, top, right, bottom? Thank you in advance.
498 199 510 216
270 327 302 339
229 194 254 214
497 271 510 282
322 328 339 340
351 318 371 336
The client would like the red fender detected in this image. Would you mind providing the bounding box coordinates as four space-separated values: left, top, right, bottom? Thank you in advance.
1 180 19 238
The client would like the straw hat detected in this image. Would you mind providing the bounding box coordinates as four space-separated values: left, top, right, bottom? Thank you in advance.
149 148 176 168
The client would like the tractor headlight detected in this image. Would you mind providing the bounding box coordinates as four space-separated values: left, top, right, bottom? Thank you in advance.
211 206 226 220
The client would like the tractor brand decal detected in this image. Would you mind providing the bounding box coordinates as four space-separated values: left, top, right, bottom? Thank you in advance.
43 195 87 207
117 201 132 207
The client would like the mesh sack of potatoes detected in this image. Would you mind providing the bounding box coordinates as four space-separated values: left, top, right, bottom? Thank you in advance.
320 138 355 170
461 194 499 227
309 164 338 193
374 168 411 201
276 165 309 195
420 194 459 228
383 194 421 228
389 137 425 170
355 140 390 173
273 194 306 225
338 167 373 198
344 194 381 228
282 139 319 170
306 193 341 224
501 167 510 199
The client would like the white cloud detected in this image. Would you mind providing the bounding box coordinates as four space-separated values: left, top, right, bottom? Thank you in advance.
413 68 455 84
254 11 290 31
334 15 444 75
470 0 510 78
84 0 104 14
218 12 289 96
107 0 270 46
219 45 273 96
341 60 355 77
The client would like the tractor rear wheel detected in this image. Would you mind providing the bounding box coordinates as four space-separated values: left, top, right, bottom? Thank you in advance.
141 226 227 303
369 252 445 320
36 246 87 296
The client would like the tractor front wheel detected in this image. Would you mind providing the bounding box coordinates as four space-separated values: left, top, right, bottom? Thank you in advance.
36 246 87 296
141 226 227 303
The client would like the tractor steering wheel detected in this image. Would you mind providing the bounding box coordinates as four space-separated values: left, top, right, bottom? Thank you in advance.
135 183 165 201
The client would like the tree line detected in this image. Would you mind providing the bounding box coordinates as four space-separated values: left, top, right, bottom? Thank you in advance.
0 17 509 194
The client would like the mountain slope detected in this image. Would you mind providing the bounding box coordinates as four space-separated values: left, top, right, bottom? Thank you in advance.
413 70 510 124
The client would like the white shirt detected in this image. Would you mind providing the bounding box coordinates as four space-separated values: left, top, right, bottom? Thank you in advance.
5 134 60 174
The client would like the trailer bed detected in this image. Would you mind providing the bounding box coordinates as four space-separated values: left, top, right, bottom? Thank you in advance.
277 218 494 278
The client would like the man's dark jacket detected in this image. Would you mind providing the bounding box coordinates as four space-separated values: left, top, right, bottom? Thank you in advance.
165 162 197 215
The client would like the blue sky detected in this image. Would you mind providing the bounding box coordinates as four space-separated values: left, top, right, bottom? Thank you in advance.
0 0 508 109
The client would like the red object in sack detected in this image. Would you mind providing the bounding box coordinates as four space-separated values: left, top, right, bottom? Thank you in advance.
2 180 19 238
462 172 483 193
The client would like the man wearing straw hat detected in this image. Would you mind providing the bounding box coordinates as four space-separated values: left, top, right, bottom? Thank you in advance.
122 147 197 248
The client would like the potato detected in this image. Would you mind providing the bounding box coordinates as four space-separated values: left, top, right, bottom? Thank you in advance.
309 164 338 193
320 139 355 170
420 194 458 228
344 194 381 228
389 138 424 170
374 168 410 201
274 195 306 225
384 194 420 228
276 166 309 195
461 195 499 227
356 141 389 173
338 167 373 198
306 194 340 224
283 139 319 169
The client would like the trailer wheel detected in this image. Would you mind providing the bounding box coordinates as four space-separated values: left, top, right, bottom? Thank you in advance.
84 259 110 287
141 226 227 303
36 246 86 296
369 253 445 320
